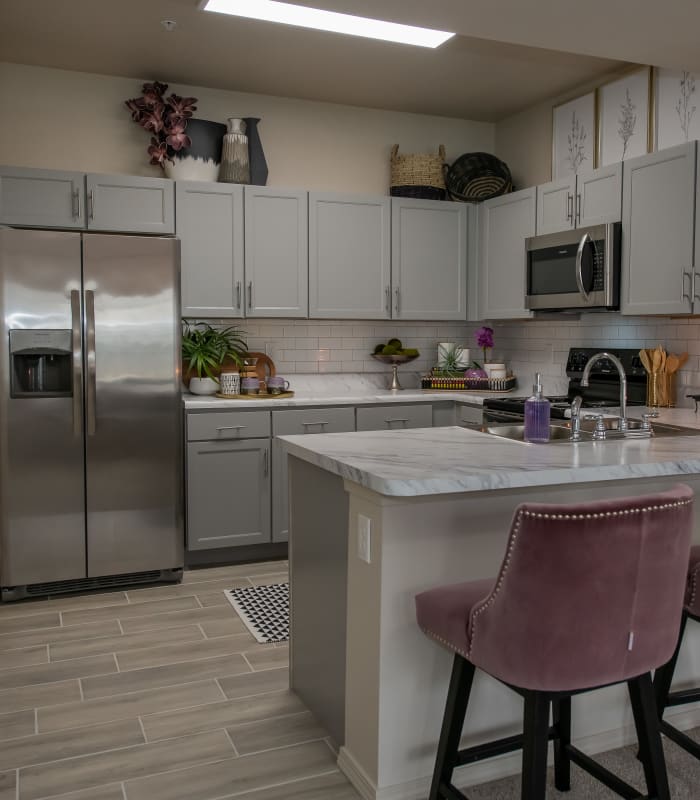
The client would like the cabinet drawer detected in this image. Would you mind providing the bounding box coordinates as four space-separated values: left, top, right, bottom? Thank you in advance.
272 406 355 436
187 410 270 441
356 404 432 432
456 403 483 428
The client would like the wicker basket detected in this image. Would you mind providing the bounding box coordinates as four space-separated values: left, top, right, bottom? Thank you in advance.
390 144 446 199
444 152 512 202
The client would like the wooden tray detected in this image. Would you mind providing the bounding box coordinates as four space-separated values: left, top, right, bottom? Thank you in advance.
215 391 295 400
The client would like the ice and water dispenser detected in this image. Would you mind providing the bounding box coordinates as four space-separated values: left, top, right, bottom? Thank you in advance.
9 330 73 398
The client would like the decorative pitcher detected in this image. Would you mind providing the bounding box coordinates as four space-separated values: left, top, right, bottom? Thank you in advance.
219 118 250 184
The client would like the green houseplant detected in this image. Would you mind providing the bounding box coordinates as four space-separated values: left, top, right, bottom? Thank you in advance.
182 322 247 394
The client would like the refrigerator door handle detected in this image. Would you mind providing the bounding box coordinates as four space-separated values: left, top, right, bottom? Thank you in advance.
85 289 97 436
70 290 83 437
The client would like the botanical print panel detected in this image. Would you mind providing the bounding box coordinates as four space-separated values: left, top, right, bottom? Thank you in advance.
656 68 700 150
552 93 596 179
598 68 650 166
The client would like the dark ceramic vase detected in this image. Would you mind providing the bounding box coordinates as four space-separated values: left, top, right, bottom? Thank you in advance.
164 119 226 181
243 117 268 186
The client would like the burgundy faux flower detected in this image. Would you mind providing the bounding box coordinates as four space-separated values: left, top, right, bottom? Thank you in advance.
125 98 146 122
147 138 170 167
167 94 197 118
141 81 169 106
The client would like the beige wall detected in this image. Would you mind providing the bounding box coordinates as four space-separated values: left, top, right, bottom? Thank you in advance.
0 62 494 193
495 66 634 189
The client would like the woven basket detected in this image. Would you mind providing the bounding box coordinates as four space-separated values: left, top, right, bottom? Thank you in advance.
444 152 512 202
390 144 446 196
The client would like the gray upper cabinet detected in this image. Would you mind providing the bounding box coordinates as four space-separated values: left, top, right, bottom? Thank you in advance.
309 192 391 319
536 164 622 235
479 187 535 320
85 173 174 234
622 142 696 315
0 165 85 229
177 182 244 318
391 197 468 320
244 187 308 318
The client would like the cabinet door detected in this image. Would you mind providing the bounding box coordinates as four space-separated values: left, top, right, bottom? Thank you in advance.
622 143 696 315
187 439 270 550
271 406 355 543
577 163 622 227
391 198 467 320
244 187 308 318
536 176 576 235
355 403 432 432
0 166 85 229
177 182 244 318
86 173 174 234
480 188 535 320
309 192 390 319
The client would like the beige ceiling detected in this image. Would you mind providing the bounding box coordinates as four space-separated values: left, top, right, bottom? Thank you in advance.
0 0 641 121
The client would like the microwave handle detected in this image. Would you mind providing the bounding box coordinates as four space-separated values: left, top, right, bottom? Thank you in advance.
575 232 592 302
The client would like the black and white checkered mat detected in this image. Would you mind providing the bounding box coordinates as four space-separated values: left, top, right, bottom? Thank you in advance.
224 583 289 644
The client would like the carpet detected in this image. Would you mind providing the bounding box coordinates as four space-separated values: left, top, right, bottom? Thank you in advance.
224 582 289 644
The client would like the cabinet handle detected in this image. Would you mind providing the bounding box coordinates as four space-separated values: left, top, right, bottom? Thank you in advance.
566 193 573 223
302 420 329 428
694 271 700 304
236 281 241 310
247 281 253 309
385 285 391 314
216 425 246 431
683 270 693 305
263 449 269 476
385 418 409 425
87 189 95 221
575 193 581 224
72 188 81 220
394 287 400 314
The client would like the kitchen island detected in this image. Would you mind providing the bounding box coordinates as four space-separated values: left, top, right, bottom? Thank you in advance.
280 421 700 800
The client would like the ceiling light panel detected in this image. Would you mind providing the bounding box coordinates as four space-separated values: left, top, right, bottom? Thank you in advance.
200 0 455 48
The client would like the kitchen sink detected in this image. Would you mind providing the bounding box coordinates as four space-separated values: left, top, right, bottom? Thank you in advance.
485 420 700 443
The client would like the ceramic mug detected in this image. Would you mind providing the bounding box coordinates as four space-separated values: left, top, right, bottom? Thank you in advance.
267 376 290 395
240 377 260 395
219 371 240 395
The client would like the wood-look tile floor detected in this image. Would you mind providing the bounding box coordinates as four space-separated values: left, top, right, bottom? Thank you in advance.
0 560 360 800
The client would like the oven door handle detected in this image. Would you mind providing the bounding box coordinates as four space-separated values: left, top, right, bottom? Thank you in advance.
575 232 592 302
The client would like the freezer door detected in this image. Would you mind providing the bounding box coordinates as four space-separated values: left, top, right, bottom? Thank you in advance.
82 234 183 576
0 229 86 586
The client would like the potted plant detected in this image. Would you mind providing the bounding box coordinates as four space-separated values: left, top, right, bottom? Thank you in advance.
182 322 247 395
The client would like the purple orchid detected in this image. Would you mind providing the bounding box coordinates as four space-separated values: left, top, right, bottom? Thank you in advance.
125 82 199 170
475 326 494 363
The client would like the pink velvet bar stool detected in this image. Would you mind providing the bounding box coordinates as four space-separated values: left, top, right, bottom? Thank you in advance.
415 484 694 800
652 544 700 759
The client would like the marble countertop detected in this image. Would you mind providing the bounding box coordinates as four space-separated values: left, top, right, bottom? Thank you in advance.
279 407 700 497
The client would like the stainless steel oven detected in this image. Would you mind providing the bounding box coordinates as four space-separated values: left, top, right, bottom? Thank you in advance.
525 222 621 311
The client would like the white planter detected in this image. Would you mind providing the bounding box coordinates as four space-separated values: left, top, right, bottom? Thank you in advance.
188 377 219 395
437 343 470 370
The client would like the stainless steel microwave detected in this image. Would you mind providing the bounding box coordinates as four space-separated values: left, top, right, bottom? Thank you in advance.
525 222 621 311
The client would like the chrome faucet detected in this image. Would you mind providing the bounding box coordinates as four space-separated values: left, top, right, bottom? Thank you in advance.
570 395 583 441
580 352 627 431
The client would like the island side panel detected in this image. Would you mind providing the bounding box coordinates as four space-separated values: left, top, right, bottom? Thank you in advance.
288 455 349 746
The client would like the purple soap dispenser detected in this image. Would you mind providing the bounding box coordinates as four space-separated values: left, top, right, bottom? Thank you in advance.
524 372 551 443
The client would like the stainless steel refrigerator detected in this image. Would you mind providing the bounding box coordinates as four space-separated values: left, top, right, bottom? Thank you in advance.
0 228 183 600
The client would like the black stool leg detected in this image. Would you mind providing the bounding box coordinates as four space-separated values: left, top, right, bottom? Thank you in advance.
628 673 671 800
653 612 688 720
429 655 475 800
552 696 571 792
521 691 550 800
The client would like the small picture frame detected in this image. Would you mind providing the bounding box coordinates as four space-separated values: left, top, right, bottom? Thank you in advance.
552 92 596 179
597 67 651 166
654 67 700 150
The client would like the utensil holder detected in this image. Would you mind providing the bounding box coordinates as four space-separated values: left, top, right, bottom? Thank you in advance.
647 371 675 407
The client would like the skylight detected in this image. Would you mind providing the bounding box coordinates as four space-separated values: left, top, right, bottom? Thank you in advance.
200 0 455 49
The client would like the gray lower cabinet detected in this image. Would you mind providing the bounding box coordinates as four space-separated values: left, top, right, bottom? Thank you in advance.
0 165 85 229
186 409 271 549
391 197 468 320
177 182 244 318
356 403 432 431
622 142 697 315
244 186 308 317
309 192 391 319
272 406 355 543
479 187 535 319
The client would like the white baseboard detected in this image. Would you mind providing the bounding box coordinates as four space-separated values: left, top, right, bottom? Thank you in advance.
338 706 700 800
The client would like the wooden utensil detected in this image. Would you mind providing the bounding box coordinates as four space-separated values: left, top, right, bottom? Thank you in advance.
678 352 689 369
652 346 663 374
639 349 652 374
666 354 680 374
